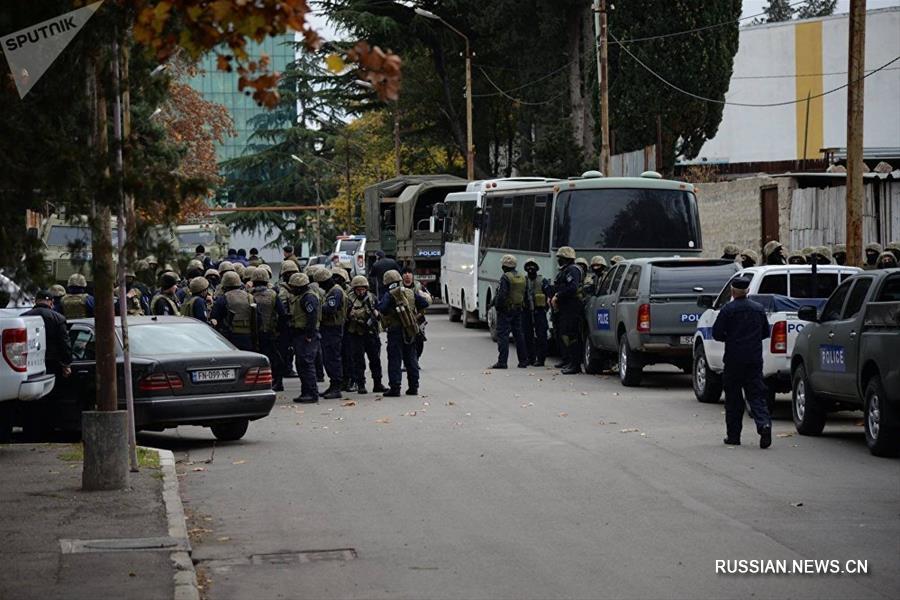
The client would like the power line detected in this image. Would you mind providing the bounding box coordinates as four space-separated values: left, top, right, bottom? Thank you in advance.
472 59 574 98
608 30 900 108
477 66 568 105
732 67 900 80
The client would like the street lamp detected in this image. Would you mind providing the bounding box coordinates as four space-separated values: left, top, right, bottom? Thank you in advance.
413 7 474 180
291 154 323 253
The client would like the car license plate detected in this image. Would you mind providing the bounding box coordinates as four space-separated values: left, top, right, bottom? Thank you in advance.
679 336 694 346
191 368 235 383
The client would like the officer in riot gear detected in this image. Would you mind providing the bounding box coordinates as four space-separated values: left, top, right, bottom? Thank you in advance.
60 273 95 319
346 275 386 394
210 271 256 351
177 259 206 303
310 267 331 385
317 268 346 399
863 243 882 269
739 249 758 269
288 272 321 403
876 250 898 269
721 244 740 261
523 259 552 367
150 272 181 316
116 270 148 316
551 246 583 374
180 276 212 323
401 267 431 360
278 260 300 376
832 244 847 266
378 269 428 397
763 241 787 265
333 268 357 392
49 284 66 314
250 267 287 391
588 256 608 295
491 254 529 369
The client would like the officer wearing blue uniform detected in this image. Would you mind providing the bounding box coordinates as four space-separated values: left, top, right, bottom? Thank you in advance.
712 276 772 448
60 273 95 319
179 276 212 322
210 270 257 351
378 269 428 397
250 267 287 391
523 259 552 367
318 268 346 399
551 246 583 374
346 275 386 394
491 254 529 369
287 272 321 403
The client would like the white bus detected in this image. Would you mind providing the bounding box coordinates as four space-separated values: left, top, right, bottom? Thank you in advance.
440 178 558 326
440 171 704 338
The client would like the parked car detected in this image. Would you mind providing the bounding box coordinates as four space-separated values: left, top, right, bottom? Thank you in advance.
693 264 861 409
791 268 900 457
36 316 276 441
0 309 56 442
333 235 367 277
583 258 740 386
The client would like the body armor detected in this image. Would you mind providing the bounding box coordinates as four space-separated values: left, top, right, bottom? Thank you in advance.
252 287 278 333
224 289 253 335
61 294 88 319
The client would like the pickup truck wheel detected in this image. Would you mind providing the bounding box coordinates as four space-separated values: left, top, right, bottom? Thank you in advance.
693 346 723 403
792 364 825 435
210 420 249 442
864 376 900 457
582 329 603 374
618 335 643 387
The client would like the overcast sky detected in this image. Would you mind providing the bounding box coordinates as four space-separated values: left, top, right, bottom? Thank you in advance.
741 0 900 20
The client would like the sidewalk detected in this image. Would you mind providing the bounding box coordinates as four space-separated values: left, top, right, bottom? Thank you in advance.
0 443 197 600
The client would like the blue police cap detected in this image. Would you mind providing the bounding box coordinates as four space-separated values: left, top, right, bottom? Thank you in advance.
731 276 752 290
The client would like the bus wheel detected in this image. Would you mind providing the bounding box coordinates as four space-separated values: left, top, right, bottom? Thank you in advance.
449 306 462 322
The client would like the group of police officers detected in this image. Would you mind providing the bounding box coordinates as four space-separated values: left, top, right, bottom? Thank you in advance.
721 240 900 270
50 245 433 405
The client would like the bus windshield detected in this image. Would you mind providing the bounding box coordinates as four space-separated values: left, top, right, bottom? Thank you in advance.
552 188 700 250
177 231 216 247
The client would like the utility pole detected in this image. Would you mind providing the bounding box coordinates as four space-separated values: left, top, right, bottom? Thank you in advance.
595 0 611 176
344 131 352 233
845 0 866 267
394 106 402 177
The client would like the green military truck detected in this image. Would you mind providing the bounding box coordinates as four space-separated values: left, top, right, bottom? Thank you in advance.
172 219 231 263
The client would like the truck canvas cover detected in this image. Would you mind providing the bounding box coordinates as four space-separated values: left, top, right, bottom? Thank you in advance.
364 175 466 246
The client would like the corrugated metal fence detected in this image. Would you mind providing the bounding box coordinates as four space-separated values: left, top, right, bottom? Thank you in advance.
609 146 656 177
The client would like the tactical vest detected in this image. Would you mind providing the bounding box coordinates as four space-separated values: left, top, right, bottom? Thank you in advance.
290 290 320 330
125 289 144 316
180 295 205 319
224 289 253 335
277 283 293 316
532 278 548 309
501 272 526 310
61 293 88 319
384 286 419 342
252 287 278 333
347 293 378 335
151 293 180 316
248 256 262 267
321 287 346 328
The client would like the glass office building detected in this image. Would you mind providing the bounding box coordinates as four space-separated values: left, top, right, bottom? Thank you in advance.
188 34 298 162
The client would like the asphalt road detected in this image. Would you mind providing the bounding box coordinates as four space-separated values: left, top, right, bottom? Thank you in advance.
144 316 900 600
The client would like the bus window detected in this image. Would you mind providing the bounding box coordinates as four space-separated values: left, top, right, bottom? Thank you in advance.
446 201 476 244
552 188 700 250
508 197 523 250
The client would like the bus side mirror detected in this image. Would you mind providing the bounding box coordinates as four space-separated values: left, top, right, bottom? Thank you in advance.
383 209 393 224
697 295 713 309
798 305 819 322
432 202 447 219
473 208 485 229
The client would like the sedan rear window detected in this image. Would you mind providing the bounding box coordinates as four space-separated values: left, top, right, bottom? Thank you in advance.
125 322 234 355
650 263 737 295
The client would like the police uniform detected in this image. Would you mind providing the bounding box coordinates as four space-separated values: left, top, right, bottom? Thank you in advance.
288 273 321 403
319 278 347 399
150 273 181 316
180 277 212 322
404 277 431 359
523 260 551 366
346 276 385 394
378 270 428 396
553 247 583 374
492 255 529 369
711 276 772 448
210 271 257 351
250 269 287 390
60 274 95 319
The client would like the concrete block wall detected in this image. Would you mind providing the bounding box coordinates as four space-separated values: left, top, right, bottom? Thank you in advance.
694 176 794 258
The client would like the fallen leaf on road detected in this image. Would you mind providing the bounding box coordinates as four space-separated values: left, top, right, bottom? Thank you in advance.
537 378 543 382
619 428 640 433
232 460 246 465
217 536 231 542
334 417 344 421
375 396 382 401
465 412 472 416
403 411 417 417
558 412 568 417
342 400 357 407
482 370 492 375
640 432 647 437
581 392 588 396
423 401 430 406
776 432 793 438
375 417 392 424
521 402 534 408
192 467 207 472
791 502 804 508
612 392 620 396
447 401 455 406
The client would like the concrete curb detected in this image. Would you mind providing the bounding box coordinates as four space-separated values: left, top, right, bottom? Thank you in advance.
151 447 200 600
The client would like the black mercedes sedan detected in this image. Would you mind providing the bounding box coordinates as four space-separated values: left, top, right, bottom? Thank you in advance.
30 316 276 441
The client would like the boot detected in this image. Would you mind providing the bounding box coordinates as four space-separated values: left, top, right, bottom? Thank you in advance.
723 437 741 446
322 384 342 400
517 363 529 369
490 362 508 369
561 365 581 375
405 387 418 396
294 394 318 404
372 381 387 393
759 427 772 449
532 358 545 367
554 360 569 369
343 380 357 393
357 385 368 394
384 387 401 397
272 380 284 392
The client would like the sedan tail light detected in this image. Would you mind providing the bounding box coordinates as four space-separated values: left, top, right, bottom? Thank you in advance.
138 372 183 392
2 328 28 372
244 367 273 387
770 321 788 354
637 304 651 333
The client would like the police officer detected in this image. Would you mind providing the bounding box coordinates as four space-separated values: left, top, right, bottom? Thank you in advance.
491 254 529 369
194 245 213 271
177 259 206 303
333 268 357 392
204 268 221 291
369 250 402 297
248 247 264 267
318 268 346 399
278 260 300 376
739 249 758 269
588 256 608 295
551 246 583 374
876 250 898 269
721 244 740 261
812 246 833 265
610 255 625 267
378 269 428 397
49 284 66 314
282 245 302 270
574 257 589 284
151 272 181 316
523 259 552 367
801 247 815 264
763 241 787 265
180 276 212 323
116 270 148 316
288 272 321 403
346 275 386 394
863 243 882 270
887 241 900 263
711 276 772 449
250 267 287 391
787 252 807 265
309 266 329 383
60 273 95 319
210 271 255 350
832 244 847 266
401 267 431 360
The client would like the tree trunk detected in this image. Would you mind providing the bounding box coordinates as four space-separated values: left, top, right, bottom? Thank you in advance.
567 6 586 157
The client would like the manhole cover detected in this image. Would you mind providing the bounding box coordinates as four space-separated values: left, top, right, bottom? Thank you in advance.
251 549 358 565
60 536 188 554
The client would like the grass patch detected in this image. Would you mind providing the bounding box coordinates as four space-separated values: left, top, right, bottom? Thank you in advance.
56 444 160 469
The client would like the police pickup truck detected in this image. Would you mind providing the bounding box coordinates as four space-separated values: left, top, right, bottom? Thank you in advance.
0 310 55 441
791 268 900 457
692 265 861 409
583 258 739 386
